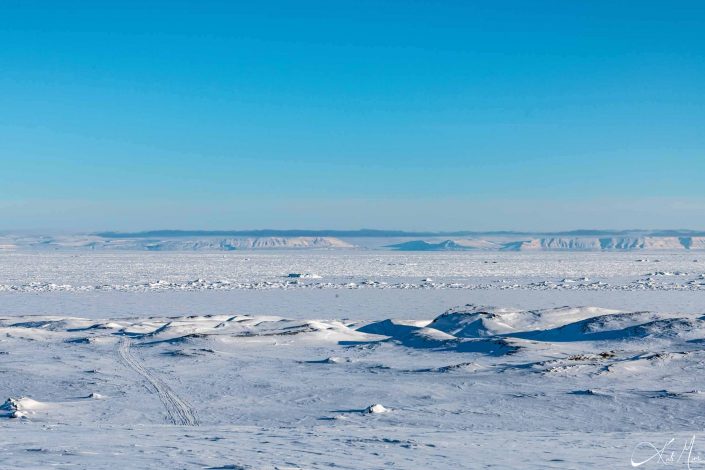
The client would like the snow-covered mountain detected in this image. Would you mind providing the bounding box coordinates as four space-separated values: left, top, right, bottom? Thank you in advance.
135 236 354 251
390 236 705 251
501 236 705 251
3 231 705 251
0 235 354 251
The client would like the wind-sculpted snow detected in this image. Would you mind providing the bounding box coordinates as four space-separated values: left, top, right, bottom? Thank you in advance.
3 305 705 467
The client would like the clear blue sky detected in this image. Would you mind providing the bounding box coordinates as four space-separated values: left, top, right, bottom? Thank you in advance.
1 1 704 231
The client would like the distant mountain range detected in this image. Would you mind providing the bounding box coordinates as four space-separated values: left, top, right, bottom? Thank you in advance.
389 236 705 251
0 235 353 251
2 230 705 251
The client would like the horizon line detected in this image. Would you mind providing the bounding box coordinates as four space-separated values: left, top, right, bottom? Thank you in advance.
92 228 705 238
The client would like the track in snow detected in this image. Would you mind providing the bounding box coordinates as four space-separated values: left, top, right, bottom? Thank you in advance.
116 337 199 426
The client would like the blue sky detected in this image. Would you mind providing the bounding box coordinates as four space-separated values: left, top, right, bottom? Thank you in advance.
1 1 704 231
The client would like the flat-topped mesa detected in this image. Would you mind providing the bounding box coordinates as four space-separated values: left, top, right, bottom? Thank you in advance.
1 236 355 251
132 236 355 251
4 231 705 251
503 236 705 251
389 236 705 251
686 237 705 250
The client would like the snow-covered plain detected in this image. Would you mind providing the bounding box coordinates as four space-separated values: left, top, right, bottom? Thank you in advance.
1 251 705 468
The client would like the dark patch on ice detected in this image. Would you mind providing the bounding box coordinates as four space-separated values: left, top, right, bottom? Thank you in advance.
205 465 248 470
67 323 117 332
646 390 687 399
569 389 612 397
140 333 211 346
65 337 92 344
567 351 616 361
162 348 215 357
10 321 57 329
302 357 351 364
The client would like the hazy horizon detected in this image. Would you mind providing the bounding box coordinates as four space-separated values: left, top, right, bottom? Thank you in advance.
5 227 705 238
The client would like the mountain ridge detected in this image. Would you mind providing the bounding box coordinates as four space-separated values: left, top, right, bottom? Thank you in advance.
389 236 705 251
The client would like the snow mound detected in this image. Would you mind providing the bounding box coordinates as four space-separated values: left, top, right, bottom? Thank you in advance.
356 318 521 355
114 315 377 345
1 397 46 419
353 305 705 357
430 362 486 373
365 404 389 414
5 317 95 331
429 305 618 338
570 389 612 397
324 356 348 364
518 311 704 342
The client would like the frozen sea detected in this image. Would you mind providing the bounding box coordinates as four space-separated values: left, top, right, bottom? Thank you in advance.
1 251 704 468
